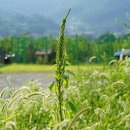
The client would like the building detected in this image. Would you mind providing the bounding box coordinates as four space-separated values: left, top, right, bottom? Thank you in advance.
35 50 55 64
114 49 130 60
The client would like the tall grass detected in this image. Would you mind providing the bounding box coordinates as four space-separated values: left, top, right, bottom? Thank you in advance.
0 59 130 129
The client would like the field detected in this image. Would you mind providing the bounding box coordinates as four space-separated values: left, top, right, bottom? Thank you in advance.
0 64 104 73
0 60 130 129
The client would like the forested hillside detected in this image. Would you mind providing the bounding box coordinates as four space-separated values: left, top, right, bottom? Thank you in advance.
0 0 130 36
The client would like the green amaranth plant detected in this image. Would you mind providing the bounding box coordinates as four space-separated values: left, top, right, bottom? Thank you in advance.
55 8 71 121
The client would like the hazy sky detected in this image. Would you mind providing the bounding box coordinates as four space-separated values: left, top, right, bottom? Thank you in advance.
0 0 129 33
0 0 106 15
0 0 110 22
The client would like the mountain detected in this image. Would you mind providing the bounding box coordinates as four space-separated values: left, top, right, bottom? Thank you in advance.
0 0 130 36
0 12 59 36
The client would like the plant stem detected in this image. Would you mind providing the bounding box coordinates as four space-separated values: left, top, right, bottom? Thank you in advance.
56 9 71 121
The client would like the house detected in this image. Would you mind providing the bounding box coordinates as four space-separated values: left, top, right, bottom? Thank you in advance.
35 50 55 64
114 49 130 60
35 50 52 56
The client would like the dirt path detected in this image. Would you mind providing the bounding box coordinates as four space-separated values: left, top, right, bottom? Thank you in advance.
0 72 54 91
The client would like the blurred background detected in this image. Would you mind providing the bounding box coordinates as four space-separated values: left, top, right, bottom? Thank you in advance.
0 0 130 64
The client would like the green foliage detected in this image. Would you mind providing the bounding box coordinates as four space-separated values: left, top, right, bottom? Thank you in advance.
0 59 130 129
0 59 129 129
1 32 130 64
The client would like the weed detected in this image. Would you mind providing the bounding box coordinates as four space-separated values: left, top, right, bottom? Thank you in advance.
55 8 71 121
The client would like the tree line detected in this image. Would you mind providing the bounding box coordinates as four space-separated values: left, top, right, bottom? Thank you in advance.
0 33 130 64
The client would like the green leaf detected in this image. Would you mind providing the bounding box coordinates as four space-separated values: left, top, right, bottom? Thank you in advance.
66 70 77 78
48 81 55 90
68 101 77 113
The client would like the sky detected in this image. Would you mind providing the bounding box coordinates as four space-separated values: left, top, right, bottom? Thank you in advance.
0 0 129 34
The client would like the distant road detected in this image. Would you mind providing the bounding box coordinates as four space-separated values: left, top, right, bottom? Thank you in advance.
0 72 54 91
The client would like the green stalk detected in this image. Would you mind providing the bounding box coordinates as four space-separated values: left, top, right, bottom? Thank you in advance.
55 9 71 121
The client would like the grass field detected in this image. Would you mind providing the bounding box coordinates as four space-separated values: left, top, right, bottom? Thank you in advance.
0 61 129 129
0 63 105 73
